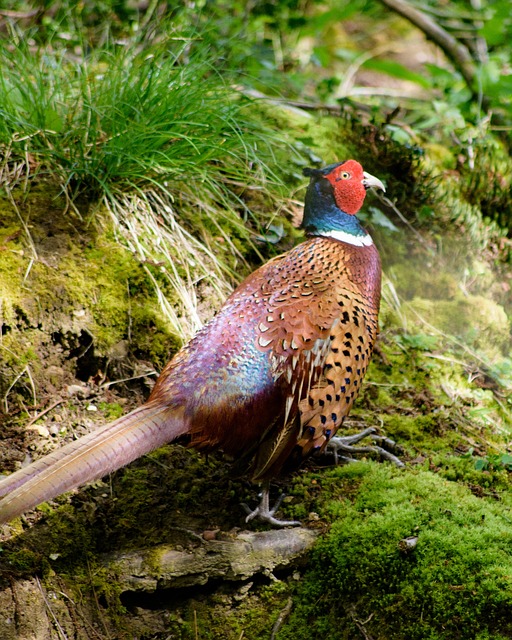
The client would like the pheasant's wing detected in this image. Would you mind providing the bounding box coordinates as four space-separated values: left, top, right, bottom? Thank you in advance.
247 237 381 479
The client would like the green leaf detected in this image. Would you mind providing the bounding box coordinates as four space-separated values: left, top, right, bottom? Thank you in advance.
302 3 364 34
385 124 413 146
424 63 457 84
44 108 64 133
312 46 332 68
499 454 512 470
397 333 439 351
368 206 399 232
479 3 512 47
474 458 489 471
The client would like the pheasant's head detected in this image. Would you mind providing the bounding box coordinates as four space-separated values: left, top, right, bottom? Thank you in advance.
302 159 385 243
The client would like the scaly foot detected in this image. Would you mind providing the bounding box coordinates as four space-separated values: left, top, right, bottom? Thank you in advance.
327 427 404 467
242 484 301 527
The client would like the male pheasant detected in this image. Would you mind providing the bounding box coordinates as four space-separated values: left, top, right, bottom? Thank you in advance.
0 159 388 527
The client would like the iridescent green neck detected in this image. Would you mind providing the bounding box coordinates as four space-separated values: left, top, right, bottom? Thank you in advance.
301 172 369 243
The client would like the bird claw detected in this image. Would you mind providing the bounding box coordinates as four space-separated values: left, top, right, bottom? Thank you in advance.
327 427 404 468
242 488 301 527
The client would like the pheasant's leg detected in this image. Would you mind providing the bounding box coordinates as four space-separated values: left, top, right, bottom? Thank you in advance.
242 481 301 527
327 427 404 467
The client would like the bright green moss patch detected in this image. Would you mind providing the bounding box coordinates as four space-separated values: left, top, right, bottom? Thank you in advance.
435 453 512 495
280 462 512 640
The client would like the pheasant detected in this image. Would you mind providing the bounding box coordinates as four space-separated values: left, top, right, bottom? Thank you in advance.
0 159 391 528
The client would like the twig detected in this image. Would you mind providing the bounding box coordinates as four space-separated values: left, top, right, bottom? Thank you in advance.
349 608 375 640
86 558 111 639
99 370 158 389
3 365 37 413
26 399 65 428
336 43 400 98
0 9 39 18
407 305 496 373
270 598 293 640
35 576 68 640
4 180 38 262
373 190 434 254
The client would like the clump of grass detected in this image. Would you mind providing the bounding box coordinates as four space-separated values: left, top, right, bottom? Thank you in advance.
0 23 279 195
105 189 236 341
0 20 291 339
281 462 512 640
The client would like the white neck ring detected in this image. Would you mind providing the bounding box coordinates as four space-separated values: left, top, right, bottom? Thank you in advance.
319 229 374 246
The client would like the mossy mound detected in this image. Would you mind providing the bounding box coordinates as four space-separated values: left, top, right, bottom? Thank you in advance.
280 462 512 640
0 184 180 404
408 295 510 359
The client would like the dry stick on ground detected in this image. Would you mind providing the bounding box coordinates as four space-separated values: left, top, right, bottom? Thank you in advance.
25 399 65 428
270 598 293 640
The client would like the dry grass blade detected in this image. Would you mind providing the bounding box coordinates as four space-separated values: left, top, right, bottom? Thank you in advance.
105 190 235 341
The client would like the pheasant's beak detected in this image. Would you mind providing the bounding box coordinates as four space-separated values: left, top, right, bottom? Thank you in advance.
362 171 386 192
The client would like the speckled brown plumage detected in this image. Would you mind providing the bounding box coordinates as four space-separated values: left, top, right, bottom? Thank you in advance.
0 159 386 527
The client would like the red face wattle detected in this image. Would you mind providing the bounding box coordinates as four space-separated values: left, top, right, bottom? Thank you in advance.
324 160 367 215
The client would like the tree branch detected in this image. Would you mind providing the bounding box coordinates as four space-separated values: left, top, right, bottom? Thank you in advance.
378 0 476 92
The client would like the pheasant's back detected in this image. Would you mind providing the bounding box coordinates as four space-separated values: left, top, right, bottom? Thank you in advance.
150 236 381 481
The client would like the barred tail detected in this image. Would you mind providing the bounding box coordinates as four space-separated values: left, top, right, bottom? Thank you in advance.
0 402 187 524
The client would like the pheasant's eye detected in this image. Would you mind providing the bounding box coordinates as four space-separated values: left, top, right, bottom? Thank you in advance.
335 171 351 182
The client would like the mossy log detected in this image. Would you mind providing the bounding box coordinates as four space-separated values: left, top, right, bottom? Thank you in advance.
106 527 318 591
0 528 318 640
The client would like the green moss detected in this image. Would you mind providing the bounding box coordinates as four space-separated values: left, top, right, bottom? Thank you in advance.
435 453 512 495
280 463 512 640
408 295 510 358
387 262 460 301
422 142 457 170
0 185 180 401
458 140 512 233
380 413 454 450
97 401 124 419
1 548 42 574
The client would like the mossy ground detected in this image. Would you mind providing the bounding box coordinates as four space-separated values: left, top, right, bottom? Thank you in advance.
281 463 512 640
0 114 511 639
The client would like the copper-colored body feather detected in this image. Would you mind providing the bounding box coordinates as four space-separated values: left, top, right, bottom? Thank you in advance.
0 159 384 526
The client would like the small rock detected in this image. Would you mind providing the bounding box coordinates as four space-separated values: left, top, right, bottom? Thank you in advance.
202 529 220 541
21 454 33 468
86 404 97 412
108 340 129 360
30 425 50 438
233 581 253 601
399 535 419 553
66 384 90 398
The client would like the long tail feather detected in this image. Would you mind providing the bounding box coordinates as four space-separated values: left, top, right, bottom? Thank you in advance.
0 402 187 524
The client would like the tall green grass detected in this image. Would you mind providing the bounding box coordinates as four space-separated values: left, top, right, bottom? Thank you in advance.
0 21 291 339
0 24 280 197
